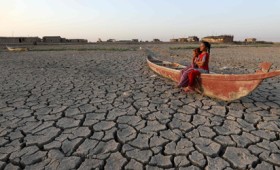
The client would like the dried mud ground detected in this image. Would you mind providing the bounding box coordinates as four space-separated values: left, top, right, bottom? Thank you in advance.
0 44 280 170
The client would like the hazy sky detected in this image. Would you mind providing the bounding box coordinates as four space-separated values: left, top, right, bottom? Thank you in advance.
1 0 280 42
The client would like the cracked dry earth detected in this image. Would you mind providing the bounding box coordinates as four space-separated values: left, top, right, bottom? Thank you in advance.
0 48 280 170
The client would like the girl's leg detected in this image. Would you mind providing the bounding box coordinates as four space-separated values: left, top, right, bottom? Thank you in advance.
178 70 189 87
188 70 200 88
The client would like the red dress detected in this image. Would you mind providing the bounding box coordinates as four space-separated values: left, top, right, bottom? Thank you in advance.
178 52 210 88
188 52 209 88
197 52 210 72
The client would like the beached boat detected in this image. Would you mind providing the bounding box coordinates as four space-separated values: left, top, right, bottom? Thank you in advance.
147 55 280 101
6 46 28 52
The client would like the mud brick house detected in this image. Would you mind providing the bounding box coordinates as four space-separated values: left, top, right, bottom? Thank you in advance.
187 36 199 42
153 39 161 42
170 39 178 42
178 38 188 43
107 39 116 42
42 36 62 43
0 37 41 44
68 39 88 43
202 35 234 43
245 38 257 43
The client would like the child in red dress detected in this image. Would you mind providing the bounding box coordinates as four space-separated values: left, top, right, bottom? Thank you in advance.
194 41 211 73
178 42 211 92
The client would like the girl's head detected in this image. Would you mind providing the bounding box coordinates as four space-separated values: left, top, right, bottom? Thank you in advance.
200 41 211 54
193 48 201 57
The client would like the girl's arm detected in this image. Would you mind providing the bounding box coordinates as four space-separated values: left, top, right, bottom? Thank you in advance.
195 54 207 66
195 61 205 66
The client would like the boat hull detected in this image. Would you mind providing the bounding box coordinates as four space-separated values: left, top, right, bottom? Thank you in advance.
7 47 28 52
147 56 280 101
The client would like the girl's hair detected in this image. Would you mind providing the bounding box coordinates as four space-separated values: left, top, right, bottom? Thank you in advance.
201 41 211 54
193 48 201 55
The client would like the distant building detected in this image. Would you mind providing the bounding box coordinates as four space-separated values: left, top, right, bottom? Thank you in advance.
187 36 199 42
132 39 139 42
170 39 178 42
68 39 88 43
178 38 188 43
0 37 20 44
0 36 88 44
20 37 41 44
107 39 116 43
118 39 139 43
202 35 234 43
118 40 132 43
245 38 257 43
61 38 67 43
153 39 161 42
42 36 62 43
0 37 41 44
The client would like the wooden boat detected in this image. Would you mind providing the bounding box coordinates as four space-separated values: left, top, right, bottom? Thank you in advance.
6 46 28 52
147 55 280 101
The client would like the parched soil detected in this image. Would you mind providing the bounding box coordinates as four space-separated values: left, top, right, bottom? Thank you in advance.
0 44 279 169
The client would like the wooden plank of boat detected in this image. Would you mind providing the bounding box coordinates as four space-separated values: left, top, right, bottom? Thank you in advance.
6 46 28 52
147 55 280 101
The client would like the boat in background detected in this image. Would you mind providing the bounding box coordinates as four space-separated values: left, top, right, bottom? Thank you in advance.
147 55 280 101
6 46 28 52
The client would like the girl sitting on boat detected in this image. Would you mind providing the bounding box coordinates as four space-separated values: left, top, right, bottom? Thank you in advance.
177 41 211 92
177 48 201 88
194 41 211 74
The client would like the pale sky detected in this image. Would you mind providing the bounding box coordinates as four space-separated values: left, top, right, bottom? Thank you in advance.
1 0 280 42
